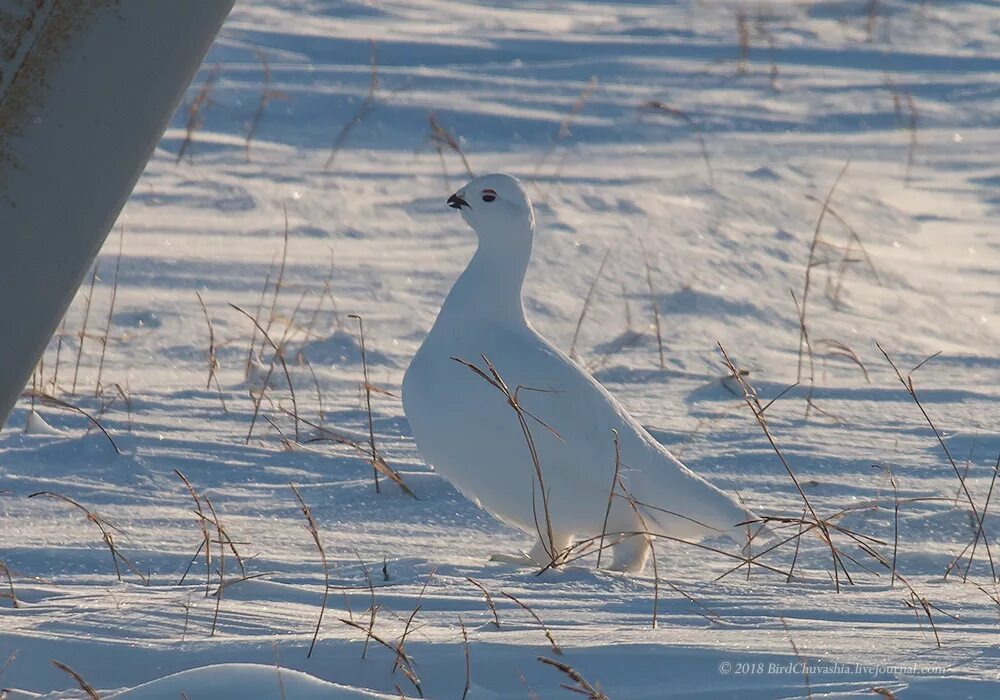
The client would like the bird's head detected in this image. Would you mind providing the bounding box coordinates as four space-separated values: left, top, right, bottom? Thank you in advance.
447 173 535 245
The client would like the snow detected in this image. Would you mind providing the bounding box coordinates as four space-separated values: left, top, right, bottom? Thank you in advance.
1 0 998 698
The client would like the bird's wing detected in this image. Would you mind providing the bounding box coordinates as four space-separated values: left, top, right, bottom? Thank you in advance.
495 329 748 537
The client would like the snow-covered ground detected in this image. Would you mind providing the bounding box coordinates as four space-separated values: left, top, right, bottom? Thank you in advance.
2 0 999 697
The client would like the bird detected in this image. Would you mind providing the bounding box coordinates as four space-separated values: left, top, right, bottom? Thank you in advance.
402 173 751 572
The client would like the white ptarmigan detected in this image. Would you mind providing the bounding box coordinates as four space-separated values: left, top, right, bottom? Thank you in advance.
402 173 749 572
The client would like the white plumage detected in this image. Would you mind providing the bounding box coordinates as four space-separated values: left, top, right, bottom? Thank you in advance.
402 173 748 572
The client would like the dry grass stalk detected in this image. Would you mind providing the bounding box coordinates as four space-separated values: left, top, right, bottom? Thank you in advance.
596 429 622 570
638 240 665 369
339 618 424 697
197 494 251 637
960 453 1000 581
781 618 812 699
113 381 133 433
537 657 607 699
325 39 379 170
174 469 213 595
717 342 848 590
878 344 997 582
393 569 434 675
796 161 851 418
466 577 501 628
453 356 560 564
50 317 68 396
349 314 381 493
0 560 18 608
459 616 471 700
872 464 901 586
532 75 598 180
428 112 473 179
501 592 562 655
245 258 276 378
50 660 100 700
355 551 378 660
298 249 338 351
245 47 286 161
290 484 331 658
0 650 17 682
71 263 100 396
231 303 300 443
736 9 750 73
177 63 221 164
301 354 325 425
296 412 415 496
263 207 291 352
865 0 880 40
94 225 123 397
804 195 881 306
27 391 121 454
195 291 227 412
569 248 611 361
640 101 714 185
903 92 918 186
28 491 146 584
816 338 870 383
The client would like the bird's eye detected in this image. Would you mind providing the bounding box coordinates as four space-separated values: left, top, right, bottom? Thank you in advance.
482 189 497 202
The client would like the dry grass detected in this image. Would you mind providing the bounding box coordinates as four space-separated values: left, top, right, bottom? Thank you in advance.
245 47 286 161
453 356 561 565
501 592 562 655
290 483 331 657
349 314 381 493
428 112 474 186
569 249 611 362
94 225 123 398
50 660 99 700
466 576 501 628
638 240 665 370
27 491 146 584
640 101 714 186
71 263 100 396
177 64 221 164
878 344 997 583
537 657 607 699
326 39 379 170
532 75 598 182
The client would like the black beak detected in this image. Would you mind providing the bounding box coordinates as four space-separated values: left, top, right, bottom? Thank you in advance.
447 193 468 210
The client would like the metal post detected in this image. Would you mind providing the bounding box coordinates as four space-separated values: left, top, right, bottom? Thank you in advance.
0 0 236 427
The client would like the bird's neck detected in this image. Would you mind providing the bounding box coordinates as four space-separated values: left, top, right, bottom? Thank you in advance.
442 234 532 329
